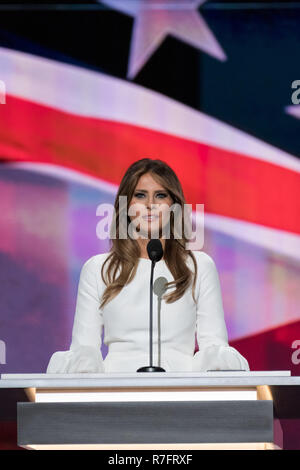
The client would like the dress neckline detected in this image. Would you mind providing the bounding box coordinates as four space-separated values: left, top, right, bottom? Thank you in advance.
138 257 164 263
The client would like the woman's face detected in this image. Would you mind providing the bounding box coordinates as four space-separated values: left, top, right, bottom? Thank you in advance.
128 172 173 239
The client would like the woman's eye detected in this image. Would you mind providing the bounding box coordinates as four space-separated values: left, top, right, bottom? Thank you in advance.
134 192 167 198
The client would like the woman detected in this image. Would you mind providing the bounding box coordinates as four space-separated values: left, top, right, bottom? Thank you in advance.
46 158 249 373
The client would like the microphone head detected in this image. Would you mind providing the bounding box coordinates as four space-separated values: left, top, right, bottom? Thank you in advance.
153 276 168 297
147 239 163 262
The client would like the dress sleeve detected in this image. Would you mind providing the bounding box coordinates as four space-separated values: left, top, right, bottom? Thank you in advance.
46 256 105 373
192 253 250 372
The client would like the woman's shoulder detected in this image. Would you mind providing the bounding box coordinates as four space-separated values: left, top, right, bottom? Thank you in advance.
188 250 217 273
81 251 111 272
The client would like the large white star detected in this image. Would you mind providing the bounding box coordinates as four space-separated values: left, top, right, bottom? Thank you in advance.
100 0 227 79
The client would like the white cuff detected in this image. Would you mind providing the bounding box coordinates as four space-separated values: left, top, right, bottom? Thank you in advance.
46 345 104 374
192 344 250 372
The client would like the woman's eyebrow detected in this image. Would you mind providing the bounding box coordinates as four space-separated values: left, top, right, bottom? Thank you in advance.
135 189 166 192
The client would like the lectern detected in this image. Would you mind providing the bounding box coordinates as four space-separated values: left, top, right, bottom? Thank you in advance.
1 371 299 450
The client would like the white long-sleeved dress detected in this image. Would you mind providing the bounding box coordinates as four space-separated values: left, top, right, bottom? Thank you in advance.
46 250 250 373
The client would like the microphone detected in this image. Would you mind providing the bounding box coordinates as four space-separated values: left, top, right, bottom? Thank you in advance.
153 276 168 298
137 240 166 373
154 276 168 368
147 238 163 262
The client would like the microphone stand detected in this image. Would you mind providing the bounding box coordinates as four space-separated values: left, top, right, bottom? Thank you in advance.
137 259 165 372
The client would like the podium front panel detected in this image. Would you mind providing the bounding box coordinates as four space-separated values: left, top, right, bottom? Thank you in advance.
17 400 273 446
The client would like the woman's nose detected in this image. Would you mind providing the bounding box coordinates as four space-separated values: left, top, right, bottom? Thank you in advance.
146 197 157 210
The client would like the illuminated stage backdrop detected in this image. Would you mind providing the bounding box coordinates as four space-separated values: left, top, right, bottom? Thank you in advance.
0 1 300 376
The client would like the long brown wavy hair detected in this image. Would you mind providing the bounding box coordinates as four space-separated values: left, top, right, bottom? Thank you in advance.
99 158 198 310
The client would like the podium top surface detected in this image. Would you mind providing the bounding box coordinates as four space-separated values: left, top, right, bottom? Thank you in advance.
1 371 299 389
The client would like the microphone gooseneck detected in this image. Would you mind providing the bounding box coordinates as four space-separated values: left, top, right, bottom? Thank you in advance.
137 239 166 373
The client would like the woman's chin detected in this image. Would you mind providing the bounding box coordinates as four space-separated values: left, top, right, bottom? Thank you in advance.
133 223 161 239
